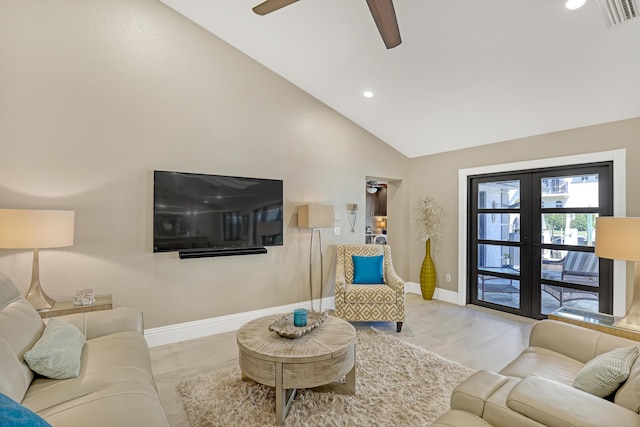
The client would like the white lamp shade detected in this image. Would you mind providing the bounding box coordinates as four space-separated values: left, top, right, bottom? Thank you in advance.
0 209 75 249
297 204 334 228
595 217 640 262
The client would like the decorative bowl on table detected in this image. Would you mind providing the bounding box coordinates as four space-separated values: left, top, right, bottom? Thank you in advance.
268 311 328 339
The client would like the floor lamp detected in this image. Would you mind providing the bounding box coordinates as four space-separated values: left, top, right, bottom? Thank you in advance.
0 209 75 310
298 204 334 313
595 217 640 331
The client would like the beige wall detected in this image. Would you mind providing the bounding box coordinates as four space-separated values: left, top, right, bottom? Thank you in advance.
0 0 410 328
408 119 640 296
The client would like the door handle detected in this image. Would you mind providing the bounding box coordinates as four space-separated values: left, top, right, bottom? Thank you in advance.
531 237 541 249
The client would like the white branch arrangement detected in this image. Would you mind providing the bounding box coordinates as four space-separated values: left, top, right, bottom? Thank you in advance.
412 196 446 243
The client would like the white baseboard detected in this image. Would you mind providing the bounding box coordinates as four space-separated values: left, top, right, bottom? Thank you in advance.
144 297 335 347
146 285 462 347
406 281 461 305
406 281 421 295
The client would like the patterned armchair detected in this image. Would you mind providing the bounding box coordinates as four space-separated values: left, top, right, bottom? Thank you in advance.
335 244 406 332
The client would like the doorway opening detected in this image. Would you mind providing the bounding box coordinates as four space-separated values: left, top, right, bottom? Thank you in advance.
365 179 387 245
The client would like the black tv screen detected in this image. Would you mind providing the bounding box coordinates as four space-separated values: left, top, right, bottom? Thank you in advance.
153 170 283 252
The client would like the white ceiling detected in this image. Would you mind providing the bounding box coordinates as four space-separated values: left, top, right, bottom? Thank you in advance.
160 0 640 158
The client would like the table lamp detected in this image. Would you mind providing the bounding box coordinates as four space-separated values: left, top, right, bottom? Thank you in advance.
298 204 334 312
0 209 75 310
595 217 640 331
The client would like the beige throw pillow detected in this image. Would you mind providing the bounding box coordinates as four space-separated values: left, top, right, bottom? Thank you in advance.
24 318 86 379
573 346 639 398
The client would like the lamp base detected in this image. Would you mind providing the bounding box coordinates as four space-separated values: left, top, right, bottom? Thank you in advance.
26 280 55 311
614 317 640 332
613 261 640 332
24 248 55 311
309 227 325 313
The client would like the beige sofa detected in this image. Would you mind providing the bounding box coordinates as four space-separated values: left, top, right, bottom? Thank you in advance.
0 273 168 426
448 319 640 427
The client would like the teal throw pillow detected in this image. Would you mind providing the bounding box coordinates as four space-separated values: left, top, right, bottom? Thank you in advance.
0 393 51 426
352 255 385 284
24 317 86 380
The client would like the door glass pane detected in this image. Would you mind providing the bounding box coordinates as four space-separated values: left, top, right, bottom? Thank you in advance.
478 180 519 209
478 244 520 274
540 174 599 208
477 274 520 309
478 213 520 242
541 285 599 315
541 250 599 287
541 213 598 247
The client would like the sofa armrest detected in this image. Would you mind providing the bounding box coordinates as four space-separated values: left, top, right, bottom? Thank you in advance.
507 376 640 427
431 410 493 427
55 308 143 340
335 263 347 295
450 370 509 417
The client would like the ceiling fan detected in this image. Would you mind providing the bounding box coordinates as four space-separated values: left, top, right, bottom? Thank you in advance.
366 180 386 194
252 0 402 49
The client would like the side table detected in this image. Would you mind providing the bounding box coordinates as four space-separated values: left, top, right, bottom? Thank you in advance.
548 306 640 342
38 294 113 319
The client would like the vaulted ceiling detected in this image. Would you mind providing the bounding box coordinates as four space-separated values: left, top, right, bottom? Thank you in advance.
161 0 640 158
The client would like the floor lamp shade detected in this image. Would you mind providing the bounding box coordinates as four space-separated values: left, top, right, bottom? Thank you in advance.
297 204 334 228
0 209 75 310
595 217 640 331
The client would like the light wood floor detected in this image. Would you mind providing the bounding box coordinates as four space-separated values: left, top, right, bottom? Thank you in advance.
150 293 536 427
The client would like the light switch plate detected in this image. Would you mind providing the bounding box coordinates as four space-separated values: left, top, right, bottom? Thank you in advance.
334 227 341 236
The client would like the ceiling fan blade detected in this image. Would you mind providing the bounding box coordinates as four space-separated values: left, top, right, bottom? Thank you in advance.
252 0 300 16
366 0 401 49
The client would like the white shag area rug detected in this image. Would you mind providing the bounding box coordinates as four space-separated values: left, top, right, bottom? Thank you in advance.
177 328 475 427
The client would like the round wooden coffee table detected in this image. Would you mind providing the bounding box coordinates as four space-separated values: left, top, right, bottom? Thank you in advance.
237 314 357 426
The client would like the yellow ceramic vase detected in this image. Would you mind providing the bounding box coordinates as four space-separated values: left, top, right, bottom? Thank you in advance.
420 239 436 300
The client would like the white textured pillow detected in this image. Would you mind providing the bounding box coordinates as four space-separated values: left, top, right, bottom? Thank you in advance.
573 346 639 398
24 318 86 379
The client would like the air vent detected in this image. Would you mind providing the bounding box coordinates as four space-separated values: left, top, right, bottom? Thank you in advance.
598 0 638 27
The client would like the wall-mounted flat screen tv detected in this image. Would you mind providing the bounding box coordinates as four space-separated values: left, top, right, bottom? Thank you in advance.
153 170 283 253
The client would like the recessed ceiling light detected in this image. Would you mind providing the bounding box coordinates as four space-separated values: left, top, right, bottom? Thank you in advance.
565 0 586 10
363 91 374 98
